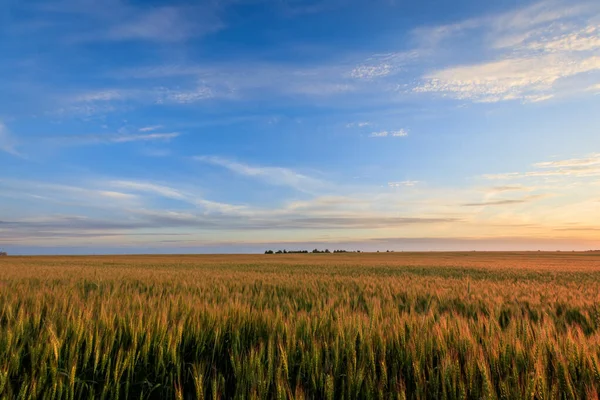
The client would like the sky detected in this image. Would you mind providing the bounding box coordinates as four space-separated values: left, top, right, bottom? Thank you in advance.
1 0 599 254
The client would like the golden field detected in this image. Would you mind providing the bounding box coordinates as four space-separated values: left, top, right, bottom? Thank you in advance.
2 252 600 399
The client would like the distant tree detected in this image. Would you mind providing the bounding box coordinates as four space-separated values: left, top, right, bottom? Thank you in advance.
276 250 283 254
325 249 330 253
0 251 6 257
265 250 274 254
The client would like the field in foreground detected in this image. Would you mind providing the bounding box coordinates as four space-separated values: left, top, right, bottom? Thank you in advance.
2 252 600 399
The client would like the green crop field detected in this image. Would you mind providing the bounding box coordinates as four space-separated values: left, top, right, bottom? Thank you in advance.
2 252 600 399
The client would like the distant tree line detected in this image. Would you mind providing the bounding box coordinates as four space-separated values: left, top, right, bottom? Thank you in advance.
264 249 361 254
0 251 7 257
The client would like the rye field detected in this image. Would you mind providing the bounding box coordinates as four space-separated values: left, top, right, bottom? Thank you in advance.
2 252 600 399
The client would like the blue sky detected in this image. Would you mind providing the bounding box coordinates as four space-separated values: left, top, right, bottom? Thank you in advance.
1 0 600 254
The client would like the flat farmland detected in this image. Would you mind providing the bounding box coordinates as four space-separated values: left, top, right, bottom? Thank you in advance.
2 252 600 399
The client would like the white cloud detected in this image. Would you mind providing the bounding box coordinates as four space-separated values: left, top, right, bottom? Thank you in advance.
389 181 419 187
60 3 224 43
110 133 180 143
370 129 409 138
346 122 371 128
413 1 600 103
534 153 600 168
0 122 20 156
140 148 172 157
289 83 354 96
391 130 409 137
124 63 355 99
483 154 600 180
161 86 216 103
195 199 247 214
55 89 135 117
108 180 248 214
195 156 325 193
139 125 164 132
370 131 389 137
4 161 600 247
66 85 218 110
414 1 593 48
491 2 591 37
351 64 392 79
415 54 600 103
349 51 420 81
0 180 137 204
98 191 137 200
524 25 600 53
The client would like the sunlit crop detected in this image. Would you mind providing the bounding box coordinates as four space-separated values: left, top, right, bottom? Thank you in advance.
1 252 600 399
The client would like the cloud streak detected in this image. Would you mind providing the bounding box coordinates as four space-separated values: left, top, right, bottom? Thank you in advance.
389 181 419 187
139 125 163 132
0 122 20 156
195 156 326 193
462 199 528 207
0 212 461 244
50 132 180 146
483 154 600 180
109 181 186 200
105 6 223 42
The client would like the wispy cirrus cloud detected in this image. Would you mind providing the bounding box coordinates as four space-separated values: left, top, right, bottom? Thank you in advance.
486 185 530 193
59 85 217 115
462 199 529 207
108 179 249 214
195 155 326 193
108 180 186 200
69 62 359 110
0 122 20 156
72 90 126 102
51 132 180 146
534 153 600 168
413 1 600 103
138 125 164 132
110 133 180 143
462 194 548 207
31 1 224 43
3 154 600 247
483 153 600 180
0 179 137 205
104 6 223 42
